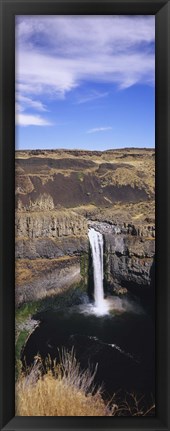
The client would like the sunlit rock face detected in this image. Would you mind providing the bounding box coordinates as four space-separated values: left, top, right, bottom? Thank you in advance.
15 148 155 306
16 211 88 240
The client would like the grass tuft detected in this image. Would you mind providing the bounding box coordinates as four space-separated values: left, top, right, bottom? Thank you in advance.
15 349 155 417
16 349 115 416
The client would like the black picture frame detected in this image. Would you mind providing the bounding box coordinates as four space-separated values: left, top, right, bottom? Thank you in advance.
0 0 170 430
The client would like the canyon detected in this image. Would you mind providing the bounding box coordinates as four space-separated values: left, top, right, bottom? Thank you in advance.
15 148 155 306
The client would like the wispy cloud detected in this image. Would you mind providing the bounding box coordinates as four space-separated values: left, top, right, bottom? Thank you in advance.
16 113 53 127
16 49 154 97
15 16 155 127
16 16 155 97
16 94 48 112
15 90 50 126
76 90 109 104
87 127 112 134
16 15 155 56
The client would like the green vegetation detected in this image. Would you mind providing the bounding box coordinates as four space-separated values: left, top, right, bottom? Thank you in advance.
15 281 87 373
16 301 40 326
16 330 29 360
15 331 29 380
15 302 41 379
16 281 86 323
80 253 89 285
76 171 84 181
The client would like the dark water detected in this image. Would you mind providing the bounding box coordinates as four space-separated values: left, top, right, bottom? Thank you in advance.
22 295 155 402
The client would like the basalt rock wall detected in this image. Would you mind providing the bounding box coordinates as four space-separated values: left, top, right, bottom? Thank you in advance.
16 257 81 306
15 211 88 306
15 211 88 259
89 221 155 294
16 211 88 240
15 148 155 306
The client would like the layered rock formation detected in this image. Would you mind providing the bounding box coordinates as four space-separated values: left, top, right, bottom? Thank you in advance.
16 210 88 240
15 148 154 210
88 221 155 298
16 257 81 306
15 211 88 306
16 210 88 258
15 148 155 306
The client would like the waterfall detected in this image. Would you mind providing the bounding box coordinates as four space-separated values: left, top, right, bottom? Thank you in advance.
88 228 109 315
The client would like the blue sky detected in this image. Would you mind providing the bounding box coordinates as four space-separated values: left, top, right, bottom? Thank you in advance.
15 16 155 150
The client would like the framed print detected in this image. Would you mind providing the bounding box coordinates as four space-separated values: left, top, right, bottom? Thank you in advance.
0 0 170 430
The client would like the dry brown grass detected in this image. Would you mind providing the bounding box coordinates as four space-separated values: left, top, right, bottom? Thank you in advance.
15 148 155 197
117 392 155 417
73 200 155 226
15 256 78 287
15 148 154 159
15 349 155 417
16 350 115 416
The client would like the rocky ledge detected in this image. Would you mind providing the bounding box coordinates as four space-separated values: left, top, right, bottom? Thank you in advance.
15 256 81 306
88 220 155 238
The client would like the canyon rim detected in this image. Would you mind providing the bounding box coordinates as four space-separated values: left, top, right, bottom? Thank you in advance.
15 15 155 417
15 148 155 416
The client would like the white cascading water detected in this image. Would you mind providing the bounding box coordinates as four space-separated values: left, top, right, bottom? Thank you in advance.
88 228 109 315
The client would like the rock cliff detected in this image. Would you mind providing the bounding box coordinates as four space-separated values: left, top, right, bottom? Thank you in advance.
15 148 155 306
88 221 155 295
15 211 88 305
16 210 88 239
16 257 81 306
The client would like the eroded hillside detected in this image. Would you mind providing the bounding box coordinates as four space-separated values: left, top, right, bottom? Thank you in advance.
15 148 155 305
16 148 155 216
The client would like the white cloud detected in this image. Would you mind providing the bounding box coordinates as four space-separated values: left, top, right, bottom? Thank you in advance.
87 127 112 134
16 95 47 111
16 16 155 92
76 90 109 104
16 49 154 97
16 15 155 54
15 102 24 113
15 15 155 125
15 93 50 127
16 113 53 126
